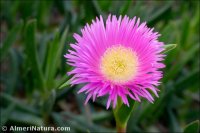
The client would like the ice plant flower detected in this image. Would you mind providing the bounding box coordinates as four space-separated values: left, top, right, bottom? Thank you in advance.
65 15 165 109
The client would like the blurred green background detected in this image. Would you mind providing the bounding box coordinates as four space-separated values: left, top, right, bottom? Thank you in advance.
0 0 199 132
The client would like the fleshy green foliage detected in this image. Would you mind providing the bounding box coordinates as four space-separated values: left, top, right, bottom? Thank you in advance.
184 120 200 133
0 0 199 133
24 20 45 92
162 44 177 54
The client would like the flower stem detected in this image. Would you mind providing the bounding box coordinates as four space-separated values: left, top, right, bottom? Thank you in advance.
113 97 135 133
116 122 126 133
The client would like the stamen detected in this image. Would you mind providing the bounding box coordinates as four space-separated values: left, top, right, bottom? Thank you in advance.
100 45 138 84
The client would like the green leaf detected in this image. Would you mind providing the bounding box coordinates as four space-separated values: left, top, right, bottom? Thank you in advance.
92 0 106 17
164 44 198 81
41 90 56 116
57 79 70 89
0 93 40 115
3 49 18 94
9 111 44 126
24 19 45 91
113 97 135 129
136 67 199 125
45 27 68 89
180 15 190 47
60 111 114 132
184 120 199 133
162 44 177 54
0 103 16 127
119 0 132 15
168 108 182 132
175 69 199 92
0 20 23 60
52 113 74 132
147 1 173 26
96 0 112 12
75 111 113 123
45 31 59 87
35 1 52 29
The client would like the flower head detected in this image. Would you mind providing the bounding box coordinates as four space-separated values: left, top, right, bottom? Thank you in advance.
65 15 165 109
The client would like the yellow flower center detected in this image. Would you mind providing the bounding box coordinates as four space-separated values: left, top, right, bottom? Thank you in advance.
100 45 138 84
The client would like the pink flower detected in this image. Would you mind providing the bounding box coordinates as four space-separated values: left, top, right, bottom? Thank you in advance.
65 15 165 109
